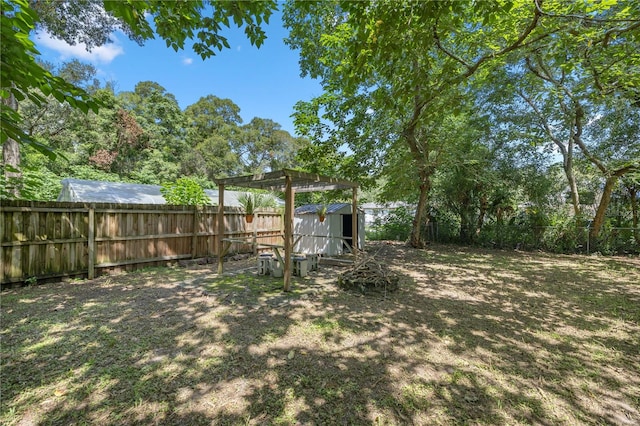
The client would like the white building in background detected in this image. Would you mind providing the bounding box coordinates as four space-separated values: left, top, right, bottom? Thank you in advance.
57 178 283 207
361 201 414 227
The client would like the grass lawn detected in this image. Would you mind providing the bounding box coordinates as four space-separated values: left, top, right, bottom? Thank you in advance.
1 242 639 425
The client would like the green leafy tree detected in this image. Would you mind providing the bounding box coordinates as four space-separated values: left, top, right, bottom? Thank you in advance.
491 1 640 238
116 82 186 180
284 0 555 247
1 0 132 196
183 95 243 179
237 117 306 174
2 0 277 197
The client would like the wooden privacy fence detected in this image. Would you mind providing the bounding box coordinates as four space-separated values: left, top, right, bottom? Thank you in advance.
1 201 283 286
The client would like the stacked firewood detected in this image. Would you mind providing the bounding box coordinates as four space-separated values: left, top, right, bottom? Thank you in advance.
337 256 399 294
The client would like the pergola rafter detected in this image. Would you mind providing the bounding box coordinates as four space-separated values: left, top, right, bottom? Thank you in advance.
215 169 359 291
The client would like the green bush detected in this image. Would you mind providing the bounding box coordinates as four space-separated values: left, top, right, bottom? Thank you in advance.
368 206 413 241
160 177 211 206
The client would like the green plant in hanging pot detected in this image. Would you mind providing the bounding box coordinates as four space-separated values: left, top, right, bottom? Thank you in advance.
238 193 256 223
238 193 268 223
317 204 328 222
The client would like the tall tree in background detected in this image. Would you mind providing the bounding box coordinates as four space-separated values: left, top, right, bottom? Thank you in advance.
284 0 639 246
1 0 134 196
116 81 186 183
237 117 305 174
2 0 277 197
183 95 243 180
284 0 550 247
494 2 640 237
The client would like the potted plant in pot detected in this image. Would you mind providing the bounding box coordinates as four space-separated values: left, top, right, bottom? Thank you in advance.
238 193 258 223
316 204 328 222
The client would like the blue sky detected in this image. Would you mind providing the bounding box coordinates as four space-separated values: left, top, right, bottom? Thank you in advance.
33 10 322 137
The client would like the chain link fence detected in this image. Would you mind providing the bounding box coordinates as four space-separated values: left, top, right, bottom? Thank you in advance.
423 222 639 255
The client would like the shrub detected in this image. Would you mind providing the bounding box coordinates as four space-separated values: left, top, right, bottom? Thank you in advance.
160 177 211 206
369 206 413 241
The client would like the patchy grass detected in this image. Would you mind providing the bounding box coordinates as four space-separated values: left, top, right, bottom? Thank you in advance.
1 242 639 425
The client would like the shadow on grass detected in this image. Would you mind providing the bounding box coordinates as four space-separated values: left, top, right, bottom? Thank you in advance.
1 242 639 425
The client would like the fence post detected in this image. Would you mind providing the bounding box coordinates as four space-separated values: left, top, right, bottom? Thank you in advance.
586 226 590 255
88 204 95 279
191 206 199 259
217 184 225 275
253 212 258 255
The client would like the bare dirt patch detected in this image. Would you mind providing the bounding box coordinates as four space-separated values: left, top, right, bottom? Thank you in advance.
2 242 639 425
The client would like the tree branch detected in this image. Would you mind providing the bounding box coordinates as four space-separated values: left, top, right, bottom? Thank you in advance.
517 89 567 159
534 0 640 23
433 24 471 70
462 0 543 79
612 163 640 178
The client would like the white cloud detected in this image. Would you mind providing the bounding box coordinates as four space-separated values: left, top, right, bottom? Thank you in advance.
35 31 124 64
236 45 242 52
182 57 193 65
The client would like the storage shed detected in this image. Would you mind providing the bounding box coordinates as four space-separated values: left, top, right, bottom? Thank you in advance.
294 203 365 256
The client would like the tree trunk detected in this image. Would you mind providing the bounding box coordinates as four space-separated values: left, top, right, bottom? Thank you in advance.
409 179 430 248
401 95 435 248
590 166 638 239
590 175 617 240
476 194 488 236
2 92 21 197
563 135 581 217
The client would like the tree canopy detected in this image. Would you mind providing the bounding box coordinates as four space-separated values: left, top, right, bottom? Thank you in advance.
284 0 640 247
1 0 278 189
2 0 639 254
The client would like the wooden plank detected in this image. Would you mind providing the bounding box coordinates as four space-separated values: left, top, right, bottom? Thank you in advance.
96 253 192 268
10 244 21 280
88 205 95 279
191 208 198 259
1 238 87 247
55 211 63 240
137 211 145 261
69 239 77 272
95 208 196 214
1 206 88 213
217 183 225 274
0 210 6 279
352 186 359 259
60 242 69 274
9 212 22 279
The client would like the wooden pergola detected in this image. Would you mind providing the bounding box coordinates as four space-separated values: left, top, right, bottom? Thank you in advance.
214 169 359 291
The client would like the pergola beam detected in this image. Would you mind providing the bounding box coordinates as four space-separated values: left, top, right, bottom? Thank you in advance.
215 169 358 192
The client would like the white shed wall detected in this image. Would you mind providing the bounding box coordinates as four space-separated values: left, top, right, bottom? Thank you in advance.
293 205 365 256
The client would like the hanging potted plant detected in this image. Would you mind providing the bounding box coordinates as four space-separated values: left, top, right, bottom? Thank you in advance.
238 193 256 223
316 204 328 222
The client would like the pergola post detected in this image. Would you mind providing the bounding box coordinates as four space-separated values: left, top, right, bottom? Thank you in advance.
283 175 293 292
217 183 225 275
352 186 358 259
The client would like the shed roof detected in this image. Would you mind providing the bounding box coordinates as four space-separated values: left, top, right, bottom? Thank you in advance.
57 178 282 206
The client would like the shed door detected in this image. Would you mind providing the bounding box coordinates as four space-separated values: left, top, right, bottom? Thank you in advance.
342 214 353 253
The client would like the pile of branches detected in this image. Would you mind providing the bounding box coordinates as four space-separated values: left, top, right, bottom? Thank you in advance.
337 255 399 295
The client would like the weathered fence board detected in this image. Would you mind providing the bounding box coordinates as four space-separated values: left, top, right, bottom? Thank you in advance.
1 201 283 286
